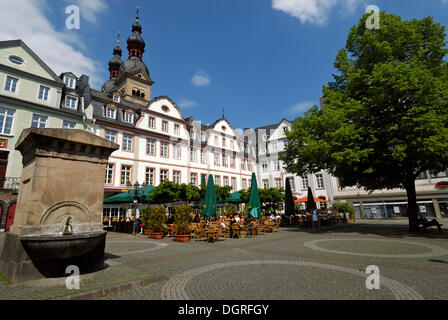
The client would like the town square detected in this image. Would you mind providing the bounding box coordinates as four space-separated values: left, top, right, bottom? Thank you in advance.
0 0 447 307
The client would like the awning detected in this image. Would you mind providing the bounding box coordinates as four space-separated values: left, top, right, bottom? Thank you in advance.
294 197 329 203
104 185 155 204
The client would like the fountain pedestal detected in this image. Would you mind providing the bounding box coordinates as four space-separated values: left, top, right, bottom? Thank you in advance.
0 129 118 283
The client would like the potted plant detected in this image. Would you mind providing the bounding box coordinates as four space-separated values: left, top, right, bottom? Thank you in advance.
142 206 167 239
173 205 193 242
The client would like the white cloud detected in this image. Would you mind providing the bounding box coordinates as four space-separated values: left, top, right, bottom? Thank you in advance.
272 0 363 25
191 71 211 87
286 101 315 116
0 0 105 88
178 99 199 108
70 0 108 24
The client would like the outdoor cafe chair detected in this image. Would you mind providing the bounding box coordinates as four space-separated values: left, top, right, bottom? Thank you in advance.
231 225 242 239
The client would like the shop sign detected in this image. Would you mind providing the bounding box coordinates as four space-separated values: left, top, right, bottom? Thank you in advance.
436 181 448 189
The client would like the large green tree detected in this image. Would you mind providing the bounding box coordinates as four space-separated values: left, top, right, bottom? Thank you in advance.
282 12 448 232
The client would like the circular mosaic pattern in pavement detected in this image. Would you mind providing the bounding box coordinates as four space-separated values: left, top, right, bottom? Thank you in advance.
107 240 167 255
161 260 423 300
304 239 448 258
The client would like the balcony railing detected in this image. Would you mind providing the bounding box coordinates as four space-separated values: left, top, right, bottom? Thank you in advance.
0 177 20 192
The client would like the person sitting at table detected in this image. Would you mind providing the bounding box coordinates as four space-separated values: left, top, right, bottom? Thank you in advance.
270 213 276 222
275 213 281 221
235 214 241 223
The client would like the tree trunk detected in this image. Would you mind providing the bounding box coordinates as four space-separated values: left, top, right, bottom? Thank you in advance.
404 178 419 232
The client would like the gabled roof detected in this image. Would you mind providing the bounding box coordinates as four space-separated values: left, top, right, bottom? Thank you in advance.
147 96 185 120
0 40 64 85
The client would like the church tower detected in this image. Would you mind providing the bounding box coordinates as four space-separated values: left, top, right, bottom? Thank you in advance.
102 8 154 105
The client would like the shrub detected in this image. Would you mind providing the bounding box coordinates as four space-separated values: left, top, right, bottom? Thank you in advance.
173 206 193 235
142 206 167 233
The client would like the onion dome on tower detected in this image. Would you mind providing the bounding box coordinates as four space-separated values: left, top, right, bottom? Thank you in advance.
119 8 150 76
102 35 123 93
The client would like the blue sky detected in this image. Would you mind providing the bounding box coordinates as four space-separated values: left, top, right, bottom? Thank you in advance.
2 0 448 130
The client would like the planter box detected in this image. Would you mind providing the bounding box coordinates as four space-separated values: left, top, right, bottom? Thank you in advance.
144 230 153 236
149 232 163 240
174 235 191 243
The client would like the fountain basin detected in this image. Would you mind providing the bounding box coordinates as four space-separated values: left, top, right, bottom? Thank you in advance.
20 231 107 260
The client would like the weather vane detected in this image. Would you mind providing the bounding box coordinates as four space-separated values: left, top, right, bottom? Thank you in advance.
117 30 120 45
136 6 140 19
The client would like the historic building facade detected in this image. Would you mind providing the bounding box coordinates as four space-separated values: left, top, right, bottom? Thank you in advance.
0 40 89 231
88 15 257 207
251 119 334 209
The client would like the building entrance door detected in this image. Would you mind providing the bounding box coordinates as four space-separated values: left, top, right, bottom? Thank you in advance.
5 203 16 232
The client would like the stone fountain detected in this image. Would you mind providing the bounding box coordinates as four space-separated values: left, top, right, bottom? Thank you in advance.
0 128 118 283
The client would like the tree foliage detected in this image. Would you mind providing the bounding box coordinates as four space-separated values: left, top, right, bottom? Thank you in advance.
282 12 448 231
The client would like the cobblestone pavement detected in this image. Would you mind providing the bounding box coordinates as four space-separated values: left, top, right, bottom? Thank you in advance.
0 220 447 300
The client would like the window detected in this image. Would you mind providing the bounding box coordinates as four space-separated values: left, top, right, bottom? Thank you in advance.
113 95 120 103
146 139 156 155
222 154 227 167
201 150 207 164
230 140 234 150
106 107 116 119
64 76 75 89
270 141 277 152
162 120 168 132
222 138 226 148
8 56 24 65
283 127 288 133
191 173 198 185
105 130 117 142
242 179 247 190
62 120 76 129
105 164 114 184
190 148 197 162
215 175 220 186
124 112 134 124
274 160 280 171
231 177 237 191
223 177 229 187
65 96 77 109
4 76 18 93
145 168 155 186
262 162 268 173
173 171 181 184
263 180 269 189
31 114 47 128
302 176 309 190
161 142 169 157
287 177 295 191
316 173 325 189
275 178 282 189
38 85 50 101
214 136 219 146
0 108 15 135
214 152 220 166
174 124 180 135
123 134 133 152
149 117 155 129
230 157 235 168
430 170 448 178
201 132 206 142
121 166 132 185
241 159 246 171
173 144 181 159
160 170 169 183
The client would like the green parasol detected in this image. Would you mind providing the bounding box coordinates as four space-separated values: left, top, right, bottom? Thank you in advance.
248 172 261 219
202 174 217 218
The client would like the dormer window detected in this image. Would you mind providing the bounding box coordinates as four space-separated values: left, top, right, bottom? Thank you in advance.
64 76 76 89
65 96 78 109
106 107 116 119
113 95 120 103
124 112 134 124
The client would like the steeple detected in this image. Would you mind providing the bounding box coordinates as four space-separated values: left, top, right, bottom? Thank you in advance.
127 6 146 59
108 32 123 79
